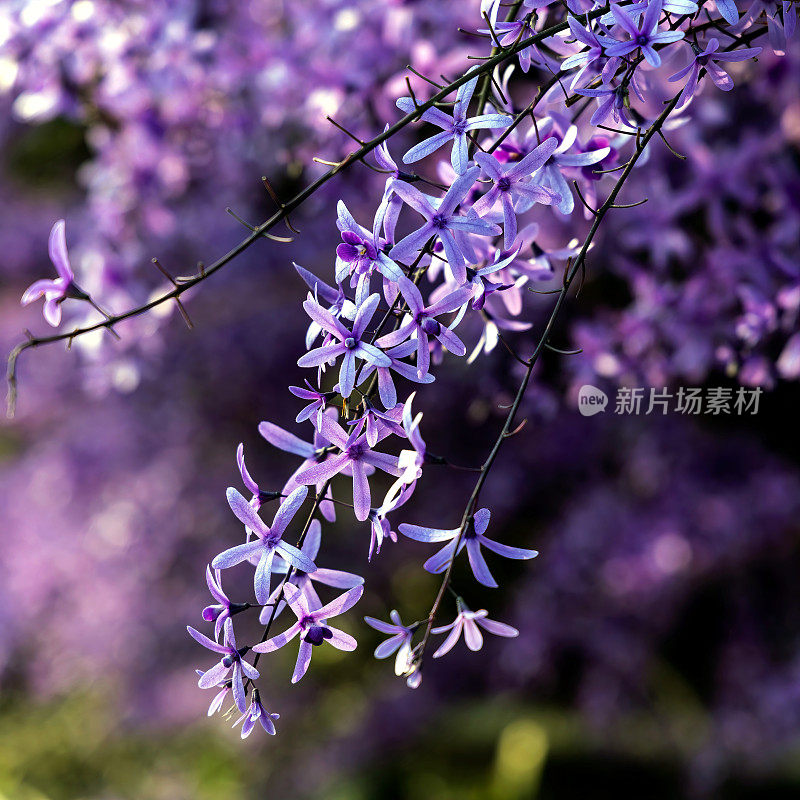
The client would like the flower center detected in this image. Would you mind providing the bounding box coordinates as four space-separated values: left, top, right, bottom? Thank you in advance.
344 337 358 349
431 213 448 230
347 443 365 460
635 33 649 45
420 318 441 336
452 117 468 135
498 176 512 192
304 625 333 646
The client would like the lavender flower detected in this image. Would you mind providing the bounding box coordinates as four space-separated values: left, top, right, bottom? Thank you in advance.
212 486 316 604
376 276 473 377
482 17 546 73
258 415 338 522
188 618 258 712
389 167 500 282
364 610 417 675
260 519 364 624
533 119 611 214
21 219 87 327
195 672 232 717
252 584 363 683
356 339 436 410
604 0 685 68
294 413 402 522
399 507 538 588
335 201 402 302
472 138 560 248
236 444 280 514
289 380 331 425
297 292 391 398
431 599 518 658
397 74 512 174
669 39 763 107
202 566 250 641
561 17 620 88
233 689 279 738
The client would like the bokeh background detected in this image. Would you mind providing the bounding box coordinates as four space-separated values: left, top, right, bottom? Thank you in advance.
1 1 800 798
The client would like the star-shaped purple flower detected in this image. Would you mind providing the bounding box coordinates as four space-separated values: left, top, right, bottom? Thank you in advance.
397 74 512 174
669 39 762 107
472 137 559 248
431 599 518 658
364 610 417 675
389 167 500 283
294 413 402 522
252 583 363 683
212 485 316 604
188 617 259 712
202 565 250 641
297 292 391 399
399 507 538 588
376 276 473 377
233 689 279 738
604 0 684 68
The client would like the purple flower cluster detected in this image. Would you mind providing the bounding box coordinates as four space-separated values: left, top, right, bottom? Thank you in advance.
10 0 793 747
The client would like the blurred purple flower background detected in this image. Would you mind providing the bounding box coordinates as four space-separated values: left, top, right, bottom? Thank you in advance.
1 0 799 798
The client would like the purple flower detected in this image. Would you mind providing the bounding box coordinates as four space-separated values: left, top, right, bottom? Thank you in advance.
293 413 402 522
258 415 339 522
356 339 436 410
364 610 417 675
252 584 363 683
212 486 316 605
669 39 763 107
397 73 512 174
289 380 331 426
533 119 611 214
188 617 258 712
464 245 521 311
260 518 364 624
373 130 406 245
349 397 405 448
389 167 500 282
367 481 415 561
297 292 391 399
376 276 473 377
335 201 403 303
195 671 232 717
399 507 538 588
21 219 86 327
294 262 356 350
236 443 279 514
472 138 560 248
233 689 279 738
202 565 250 641
561 18 620 88
431 600 519 658
604 0 685 68
482 17 546 73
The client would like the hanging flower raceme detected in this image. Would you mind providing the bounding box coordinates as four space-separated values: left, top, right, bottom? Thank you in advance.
166 0 784 744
